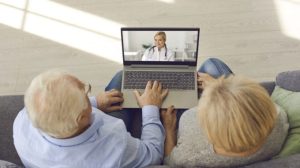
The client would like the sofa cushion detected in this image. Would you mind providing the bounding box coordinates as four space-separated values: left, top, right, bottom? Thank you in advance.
242 153 300 168
271 70 300 158
272 86 300 129
271 86 300 158
0 160 20 168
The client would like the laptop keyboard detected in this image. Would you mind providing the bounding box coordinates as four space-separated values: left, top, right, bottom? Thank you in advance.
124 71 195 90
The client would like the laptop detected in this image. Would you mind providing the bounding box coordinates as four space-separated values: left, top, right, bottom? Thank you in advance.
121 27 200 108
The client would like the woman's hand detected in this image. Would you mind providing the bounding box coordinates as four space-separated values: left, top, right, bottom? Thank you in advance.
161 106 177 157
197 72 216 89
161 106 177 132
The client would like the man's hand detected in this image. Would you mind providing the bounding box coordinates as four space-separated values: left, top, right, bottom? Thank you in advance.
134 81 168 108
96 89 124 113
160 106 177 132
197 72 216 89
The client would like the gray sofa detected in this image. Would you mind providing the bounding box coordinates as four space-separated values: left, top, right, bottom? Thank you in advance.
1 70 300 168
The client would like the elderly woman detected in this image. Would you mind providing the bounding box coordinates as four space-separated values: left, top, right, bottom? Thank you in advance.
161 59 289 167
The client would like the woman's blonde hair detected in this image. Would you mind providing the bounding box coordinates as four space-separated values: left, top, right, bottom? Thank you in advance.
24 70 88 138
199 75 276 153
154 31 166 41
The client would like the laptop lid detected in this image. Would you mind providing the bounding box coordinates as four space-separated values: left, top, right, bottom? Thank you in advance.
121 27 200 67
120 28 200 109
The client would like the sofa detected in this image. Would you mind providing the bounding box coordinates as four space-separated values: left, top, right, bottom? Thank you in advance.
1 70 300 168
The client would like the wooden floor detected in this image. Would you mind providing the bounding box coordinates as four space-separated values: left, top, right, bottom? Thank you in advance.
1 0 300 96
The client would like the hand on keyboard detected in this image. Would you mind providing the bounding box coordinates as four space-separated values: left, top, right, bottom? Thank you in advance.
134 81 168 108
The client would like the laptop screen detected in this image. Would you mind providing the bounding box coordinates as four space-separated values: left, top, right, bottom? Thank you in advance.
121 27 200 66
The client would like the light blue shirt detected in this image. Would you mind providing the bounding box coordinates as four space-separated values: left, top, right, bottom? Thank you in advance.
13 97 165 168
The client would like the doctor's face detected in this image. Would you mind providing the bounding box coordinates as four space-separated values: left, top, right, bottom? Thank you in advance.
154 35 166 49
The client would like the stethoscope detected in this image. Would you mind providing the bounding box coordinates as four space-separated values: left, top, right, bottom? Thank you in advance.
148 44 168 58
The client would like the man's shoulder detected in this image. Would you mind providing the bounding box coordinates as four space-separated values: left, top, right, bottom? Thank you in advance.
13 107 29 131
91 108 128 134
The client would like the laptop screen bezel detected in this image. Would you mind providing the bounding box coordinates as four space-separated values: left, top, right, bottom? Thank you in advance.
121 27 200 66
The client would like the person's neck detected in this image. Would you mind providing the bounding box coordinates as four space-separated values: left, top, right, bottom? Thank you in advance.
213 144 261 157
157 46 164 51
56 123 90 139
69 124 91 138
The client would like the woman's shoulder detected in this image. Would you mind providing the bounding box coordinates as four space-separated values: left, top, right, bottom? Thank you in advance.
177 107 200 133
275 103 289 125
180 107 198 121
268 103 289 145
177 107 201 135
262 104 289 150
166 107 214 166
236 104 289 166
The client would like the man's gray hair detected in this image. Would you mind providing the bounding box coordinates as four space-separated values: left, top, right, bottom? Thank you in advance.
24 70 88 138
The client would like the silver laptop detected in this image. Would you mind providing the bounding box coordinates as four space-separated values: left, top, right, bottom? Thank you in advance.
121 27 200 108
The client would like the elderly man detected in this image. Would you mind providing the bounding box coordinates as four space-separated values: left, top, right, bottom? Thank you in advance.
13 70 168 168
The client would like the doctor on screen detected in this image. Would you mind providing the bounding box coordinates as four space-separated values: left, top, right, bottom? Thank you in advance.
142 32 174 61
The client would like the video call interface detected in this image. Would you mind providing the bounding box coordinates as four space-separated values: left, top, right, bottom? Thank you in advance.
122 30 199 62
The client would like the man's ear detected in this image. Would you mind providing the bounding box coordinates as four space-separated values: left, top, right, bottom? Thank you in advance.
76 112 84 124
77 110 89 124
77 109 90 125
